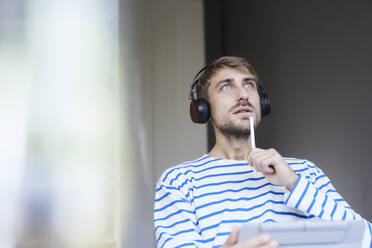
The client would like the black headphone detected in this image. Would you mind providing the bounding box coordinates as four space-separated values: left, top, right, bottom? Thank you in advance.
189 65 271 123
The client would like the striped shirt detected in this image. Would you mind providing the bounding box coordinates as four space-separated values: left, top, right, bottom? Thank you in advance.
154 154 372 248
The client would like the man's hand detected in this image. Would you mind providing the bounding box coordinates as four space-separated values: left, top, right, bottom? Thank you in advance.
248 148 299 190
221 226 279 248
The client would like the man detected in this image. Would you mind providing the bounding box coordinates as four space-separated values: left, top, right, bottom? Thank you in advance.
153 56 372 248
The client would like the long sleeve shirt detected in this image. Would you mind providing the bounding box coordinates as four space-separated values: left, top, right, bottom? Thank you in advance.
154 154 372 248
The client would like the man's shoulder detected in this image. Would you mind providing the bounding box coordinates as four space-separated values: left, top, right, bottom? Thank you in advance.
284 157 308 166
157 154 213 185
283 157 316 164
283 157 306 162
284 157 323 175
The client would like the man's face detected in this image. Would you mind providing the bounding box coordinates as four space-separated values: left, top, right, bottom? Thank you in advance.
207 67 261 138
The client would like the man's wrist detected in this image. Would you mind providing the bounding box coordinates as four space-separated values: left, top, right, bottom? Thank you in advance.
285 173 299 191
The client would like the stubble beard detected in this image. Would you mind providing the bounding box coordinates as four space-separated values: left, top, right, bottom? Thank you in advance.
212 117 252 140
212 100 260 140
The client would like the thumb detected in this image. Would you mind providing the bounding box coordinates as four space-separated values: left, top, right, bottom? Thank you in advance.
247 147 257 161
223 226 239 246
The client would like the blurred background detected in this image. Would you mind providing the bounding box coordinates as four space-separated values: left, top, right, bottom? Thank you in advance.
0 0 371 247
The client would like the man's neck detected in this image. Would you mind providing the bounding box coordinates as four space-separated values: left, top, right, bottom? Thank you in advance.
208 129 252 161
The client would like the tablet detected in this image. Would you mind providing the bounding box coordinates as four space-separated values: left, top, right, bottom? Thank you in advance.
238 220 366 248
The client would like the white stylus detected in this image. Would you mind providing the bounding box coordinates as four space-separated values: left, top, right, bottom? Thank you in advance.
249 116 256 148
249 116 256 173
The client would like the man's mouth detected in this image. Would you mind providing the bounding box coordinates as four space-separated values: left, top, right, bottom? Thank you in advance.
233 108 253 114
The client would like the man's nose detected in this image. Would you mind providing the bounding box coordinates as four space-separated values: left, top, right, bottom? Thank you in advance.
236 85 249 102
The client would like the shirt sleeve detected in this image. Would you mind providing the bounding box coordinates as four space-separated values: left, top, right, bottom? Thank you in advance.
283 160 372 247
154 180 205 248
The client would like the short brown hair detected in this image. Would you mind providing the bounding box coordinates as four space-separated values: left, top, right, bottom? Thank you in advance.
195 56 259 100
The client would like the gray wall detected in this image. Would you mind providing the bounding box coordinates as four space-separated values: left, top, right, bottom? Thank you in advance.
205 0 372 220
119 0 206 247
152 0 207 180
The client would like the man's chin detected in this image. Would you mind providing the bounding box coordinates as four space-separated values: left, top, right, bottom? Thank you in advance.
239 116 251 120
217 126 251 139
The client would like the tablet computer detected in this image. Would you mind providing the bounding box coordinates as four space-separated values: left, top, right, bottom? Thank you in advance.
238 220 366 248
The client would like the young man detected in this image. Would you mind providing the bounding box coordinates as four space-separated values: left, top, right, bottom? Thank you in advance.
153 56 372 248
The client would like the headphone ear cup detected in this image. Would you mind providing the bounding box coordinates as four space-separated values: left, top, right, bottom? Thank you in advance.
260 94 271 117
190 99 210 123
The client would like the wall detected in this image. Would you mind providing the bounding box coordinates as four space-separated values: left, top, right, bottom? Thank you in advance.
120 0 206 247
205 0 372 220
152 0 207 179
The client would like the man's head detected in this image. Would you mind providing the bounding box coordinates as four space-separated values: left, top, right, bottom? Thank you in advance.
195 56 262 139
195 56 259 101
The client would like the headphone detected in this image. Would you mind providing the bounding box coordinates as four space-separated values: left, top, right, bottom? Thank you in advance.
189 65 271 123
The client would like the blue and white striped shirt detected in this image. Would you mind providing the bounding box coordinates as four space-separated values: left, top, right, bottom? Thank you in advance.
154 154 372 248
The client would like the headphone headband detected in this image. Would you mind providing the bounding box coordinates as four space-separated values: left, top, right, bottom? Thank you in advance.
189 65 209 101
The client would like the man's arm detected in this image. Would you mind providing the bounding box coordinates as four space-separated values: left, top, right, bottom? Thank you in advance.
284 163 358 221
248 148 372 247
284 162 372 248
154 181 204 248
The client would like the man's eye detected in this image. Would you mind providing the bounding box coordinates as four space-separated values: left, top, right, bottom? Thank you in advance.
222 84 232 90
244 82 254 89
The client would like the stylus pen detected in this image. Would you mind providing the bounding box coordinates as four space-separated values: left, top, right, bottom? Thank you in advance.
249 116 256 173
249 116 256 148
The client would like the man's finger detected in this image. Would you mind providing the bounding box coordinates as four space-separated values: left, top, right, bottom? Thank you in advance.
260 157 276 174
248 148 265 168
257 240 279 248
222 226 239 247
240 233 278 247
248 147 264 160
250 151 272 173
